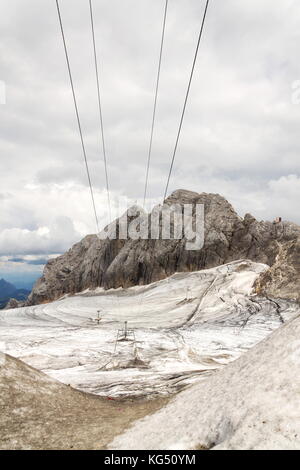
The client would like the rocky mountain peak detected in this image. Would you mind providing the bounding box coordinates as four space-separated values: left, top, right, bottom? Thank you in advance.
25 190 300 306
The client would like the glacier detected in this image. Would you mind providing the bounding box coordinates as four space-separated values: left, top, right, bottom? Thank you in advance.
0 260 298 398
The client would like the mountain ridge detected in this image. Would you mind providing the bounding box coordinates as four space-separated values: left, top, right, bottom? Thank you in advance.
0 278 30 309
24 190 300 306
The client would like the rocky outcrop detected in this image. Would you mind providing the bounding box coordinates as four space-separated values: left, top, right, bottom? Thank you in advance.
5 298 25 309
26 190 300 306
255 238 300 302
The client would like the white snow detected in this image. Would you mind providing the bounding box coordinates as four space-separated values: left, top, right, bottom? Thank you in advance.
109 314 300 450
0 260 298 398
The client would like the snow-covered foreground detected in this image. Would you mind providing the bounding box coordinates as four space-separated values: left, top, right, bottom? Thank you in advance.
0 260 298 398
110 313 300 450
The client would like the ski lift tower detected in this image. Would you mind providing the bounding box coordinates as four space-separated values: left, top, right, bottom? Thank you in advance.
116 321 135 342
96 310 102 325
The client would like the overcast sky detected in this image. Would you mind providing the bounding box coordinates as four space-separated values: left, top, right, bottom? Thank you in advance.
1 0 300 284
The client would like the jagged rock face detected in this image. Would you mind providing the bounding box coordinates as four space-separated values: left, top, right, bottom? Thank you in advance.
27 190 300 305
255 238 300 302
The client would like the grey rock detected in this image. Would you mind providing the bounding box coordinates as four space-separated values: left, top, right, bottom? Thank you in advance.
5 298 25 309
27 190 300 306
255 238 300 302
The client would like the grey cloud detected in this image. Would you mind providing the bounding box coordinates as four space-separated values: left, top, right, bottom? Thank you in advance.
0 0 300 263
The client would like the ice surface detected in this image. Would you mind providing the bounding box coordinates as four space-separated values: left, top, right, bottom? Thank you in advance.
110 312 300 450
0 260 298 398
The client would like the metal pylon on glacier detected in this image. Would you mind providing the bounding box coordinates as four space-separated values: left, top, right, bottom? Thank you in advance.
114 321 136 353
99 322 139 370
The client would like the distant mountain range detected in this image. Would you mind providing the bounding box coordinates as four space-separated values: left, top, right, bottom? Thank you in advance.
0 279 30 309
